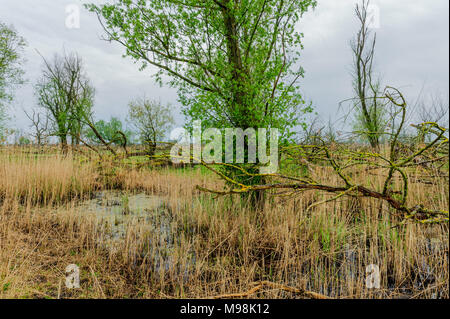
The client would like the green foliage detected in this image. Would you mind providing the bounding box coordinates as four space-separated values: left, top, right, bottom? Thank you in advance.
0 22 26 135
352 101 388 144
0 114 8 142
85 117 133 145
18 135 31 146
127 97 174 154
87 0 317 202
86 0 316 138
35 52 94 148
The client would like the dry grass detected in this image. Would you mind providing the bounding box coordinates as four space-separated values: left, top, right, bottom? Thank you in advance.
0 146 448 299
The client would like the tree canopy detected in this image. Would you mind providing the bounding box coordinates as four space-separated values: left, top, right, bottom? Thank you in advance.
127 97 174 155
0 22 26 139
87 0 316 140
85 117 133 146
35 52 95 150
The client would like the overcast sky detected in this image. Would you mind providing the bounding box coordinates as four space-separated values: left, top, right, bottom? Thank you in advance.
1 0 448 135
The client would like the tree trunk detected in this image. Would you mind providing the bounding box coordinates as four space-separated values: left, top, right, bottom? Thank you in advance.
60 135 68 154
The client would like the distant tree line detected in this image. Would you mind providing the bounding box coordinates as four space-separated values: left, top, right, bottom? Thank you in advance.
0 1 447 162
32 50 175 154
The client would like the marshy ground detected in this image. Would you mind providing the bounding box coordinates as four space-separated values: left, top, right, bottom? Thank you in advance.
0 146 448 299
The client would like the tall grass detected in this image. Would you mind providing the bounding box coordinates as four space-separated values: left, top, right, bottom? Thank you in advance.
0 147 98 206
0 146 448 299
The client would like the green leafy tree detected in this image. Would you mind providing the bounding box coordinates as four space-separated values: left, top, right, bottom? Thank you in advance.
87 0 315 134
127 97 174 156
87 0 316 204
0 22 26 139
35 52 94 151
85 117 133 146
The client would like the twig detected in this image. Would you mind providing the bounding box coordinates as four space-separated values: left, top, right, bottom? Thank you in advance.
208 281 330 299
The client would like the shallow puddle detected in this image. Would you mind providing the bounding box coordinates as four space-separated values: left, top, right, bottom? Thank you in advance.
74 190 170 240
71 190 194 278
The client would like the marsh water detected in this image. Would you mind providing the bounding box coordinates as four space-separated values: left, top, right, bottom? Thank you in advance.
76 190 169 240
71 190 445 298
72 190 194 276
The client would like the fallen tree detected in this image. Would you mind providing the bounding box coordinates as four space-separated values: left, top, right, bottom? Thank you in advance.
196 87 449 225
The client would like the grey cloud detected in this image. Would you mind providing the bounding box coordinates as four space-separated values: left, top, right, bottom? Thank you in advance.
0 0 448 135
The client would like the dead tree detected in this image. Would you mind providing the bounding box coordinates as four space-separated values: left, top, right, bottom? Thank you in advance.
197 87 449 226
24 108 49 146
350 0 386 148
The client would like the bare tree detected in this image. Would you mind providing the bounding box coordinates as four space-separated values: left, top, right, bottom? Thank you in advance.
35 51 94 152
418 92 449 128
350 0 387 148
300 116 324 145
24 108 49 145
413 91 449 143
127 97 174 156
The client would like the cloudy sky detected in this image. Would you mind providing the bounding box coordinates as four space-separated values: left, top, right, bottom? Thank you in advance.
1 0 448 135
